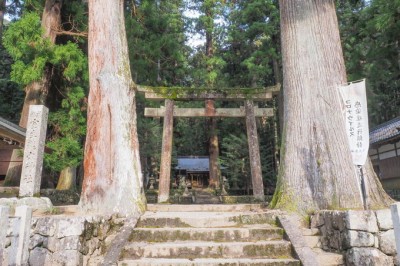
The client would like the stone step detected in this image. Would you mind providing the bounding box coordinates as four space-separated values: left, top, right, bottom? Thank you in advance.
146 203 265 212
129 226 284 242
121 240 293 260
137 211 279 228
118 258 301 266
195 200 221 204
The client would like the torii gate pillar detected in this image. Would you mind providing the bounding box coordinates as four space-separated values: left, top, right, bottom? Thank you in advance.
158 99 174 203
245 100 265 200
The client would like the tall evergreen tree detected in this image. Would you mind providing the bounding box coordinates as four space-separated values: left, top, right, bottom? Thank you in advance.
80 0 145 216
272 0 392 213
125 0 188 182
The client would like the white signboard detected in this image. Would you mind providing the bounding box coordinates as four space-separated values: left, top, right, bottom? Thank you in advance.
338 79 369 165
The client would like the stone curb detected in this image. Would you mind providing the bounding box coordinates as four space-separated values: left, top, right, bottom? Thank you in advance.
278 214 319 266
101 216 139 266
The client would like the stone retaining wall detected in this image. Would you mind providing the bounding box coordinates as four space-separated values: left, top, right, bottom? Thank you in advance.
311 210 397 265
2 214 126 265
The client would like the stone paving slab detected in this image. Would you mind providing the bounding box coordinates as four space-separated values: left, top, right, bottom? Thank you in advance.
123 240 293 259
130 226 284 242
138 211 280 228
147 203 266 212
118 258 301 266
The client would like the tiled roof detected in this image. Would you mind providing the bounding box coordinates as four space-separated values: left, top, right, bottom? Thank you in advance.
370 116 400 145
0 116 26 144
175 156 210 172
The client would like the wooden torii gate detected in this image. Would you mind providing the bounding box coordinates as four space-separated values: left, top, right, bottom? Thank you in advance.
137 84 280 202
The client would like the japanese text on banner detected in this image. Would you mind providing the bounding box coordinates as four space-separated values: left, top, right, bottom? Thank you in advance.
338 79 369 165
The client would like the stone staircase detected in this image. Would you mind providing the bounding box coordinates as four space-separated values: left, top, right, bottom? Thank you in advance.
117 204 300 266
193 188 221 204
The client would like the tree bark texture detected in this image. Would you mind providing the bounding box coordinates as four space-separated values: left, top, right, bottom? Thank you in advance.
158 99 174 203
206 100 220 189
80 0 145 216
273 0 392 213
4 0 62 186
56 166 76 190
245 100 265 200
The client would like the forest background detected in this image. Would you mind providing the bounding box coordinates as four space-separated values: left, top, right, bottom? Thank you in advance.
0 0 398 192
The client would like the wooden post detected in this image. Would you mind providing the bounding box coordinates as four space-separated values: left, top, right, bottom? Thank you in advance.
245 100 265 200
158 99 174 202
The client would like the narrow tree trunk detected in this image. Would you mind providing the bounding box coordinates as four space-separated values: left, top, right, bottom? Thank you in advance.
80 0 145 216
56 166 76 190
272 0 392 213
4 0 62 186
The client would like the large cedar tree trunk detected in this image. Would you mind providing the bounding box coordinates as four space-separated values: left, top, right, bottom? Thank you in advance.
4 0 61 186
272 0 392 213
205 5 220 189
79 0 145 216
56 166 76 190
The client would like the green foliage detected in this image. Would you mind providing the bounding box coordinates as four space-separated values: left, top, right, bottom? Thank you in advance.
44 88 86 171
3 12 87 86
3 5 89 173
126 0 188 86
220 133 250 189
3 12 52 84
0 44 24 122
338 0 400 126
223 0 280 87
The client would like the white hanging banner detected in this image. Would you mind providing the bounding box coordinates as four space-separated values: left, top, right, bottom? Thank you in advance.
338 79 369 166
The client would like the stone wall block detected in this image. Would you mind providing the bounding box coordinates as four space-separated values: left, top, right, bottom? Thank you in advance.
346 247 394 266
324 212 334 232
29 247 51 266
343 230 375 248
345 210 379 233
60 236 82 251
84 238 101 255
376 209 393 231
375 235 379 249
49 233 83 253
379 230 397 256
329 230 342 250
98 222 111 240
319 225 329 250
34 217 57 237
46 237 58 253
311 212 325 228
50 250 83 266
83 221 97 241
29 234 47 250
332 211 346 231
57 217 85 238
